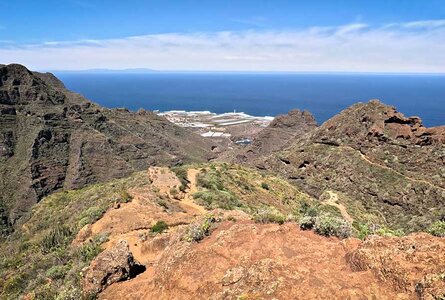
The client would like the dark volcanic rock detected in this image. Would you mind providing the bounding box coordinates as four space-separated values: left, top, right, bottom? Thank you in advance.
260 100 445 232
0 64 212 235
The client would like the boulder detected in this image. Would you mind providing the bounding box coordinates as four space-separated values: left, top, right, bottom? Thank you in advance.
82 240 145 295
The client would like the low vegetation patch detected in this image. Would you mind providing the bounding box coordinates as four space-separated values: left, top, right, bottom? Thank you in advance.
171 166 189 192
40 224 73 254
0 172 148 299
427 221 445 237
185 215 218 242
193 167 243 210
313 215 352 238
150 220 169 234
297 202 352 238
260 182 270 190
253 207 286 225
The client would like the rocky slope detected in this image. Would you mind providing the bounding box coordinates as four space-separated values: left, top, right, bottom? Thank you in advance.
257 100 445 232
2 163 443 300
0 64 212 235
219 109 317 163
101 219 444 300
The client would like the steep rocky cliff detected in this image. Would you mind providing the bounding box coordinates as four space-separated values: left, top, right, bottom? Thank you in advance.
259 100 445 231
0 64 212 235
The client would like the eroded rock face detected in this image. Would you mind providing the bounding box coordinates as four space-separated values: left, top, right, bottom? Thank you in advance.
347 233 445 299
312 99 444 146
0 64 212 235
83 240 145 295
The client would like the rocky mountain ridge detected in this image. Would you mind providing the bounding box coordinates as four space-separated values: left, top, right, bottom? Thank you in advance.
256 100 445 231
0 64 212 235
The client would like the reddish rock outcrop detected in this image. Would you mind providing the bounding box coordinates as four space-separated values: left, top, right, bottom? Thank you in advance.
83 240 145 295
100 218 400 300
347 233 445 299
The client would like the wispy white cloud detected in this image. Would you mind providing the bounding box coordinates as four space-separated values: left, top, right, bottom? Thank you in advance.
1 20 444 73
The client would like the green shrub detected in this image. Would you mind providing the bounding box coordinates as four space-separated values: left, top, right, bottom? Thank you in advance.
427 221 445 237
314 215 352 238
169 187 178 197
77 242 102 263
76 234 108 263
253 208 285 225
185 216 216 242
40 224 73 254
171 166 189 192
119 189 133 203
260 182 270 190
193 190 241 210
156 199 169 210
150 220 169 234
298 202 319 217
375 226 404 237
46 265 70 280
299 215 316 230
78 206 106 228
354 222 371 240
2 274 26 296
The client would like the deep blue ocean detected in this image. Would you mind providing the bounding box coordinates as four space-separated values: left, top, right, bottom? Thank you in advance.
55 72 445 127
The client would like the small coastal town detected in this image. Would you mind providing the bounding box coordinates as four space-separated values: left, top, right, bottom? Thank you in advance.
158 110 273 143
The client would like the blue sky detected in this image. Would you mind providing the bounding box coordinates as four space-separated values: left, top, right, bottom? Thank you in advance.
1 0 444 72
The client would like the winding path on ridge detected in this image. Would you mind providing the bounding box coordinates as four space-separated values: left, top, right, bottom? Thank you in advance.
340 145 445 192
182 168 207 214
73 166 207 265
323 190 354 224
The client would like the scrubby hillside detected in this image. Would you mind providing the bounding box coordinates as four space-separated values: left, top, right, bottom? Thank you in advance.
0 64 212 235
1 163 444 299
0 163 317 299
254 100 445 232
219 109 318 164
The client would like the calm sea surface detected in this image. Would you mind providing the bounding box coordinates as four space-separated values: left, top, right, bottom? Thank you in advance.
55 73 445 127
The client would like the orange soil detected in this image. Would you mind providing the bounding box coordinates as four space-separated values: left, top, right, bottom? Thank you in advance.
100 220 409 300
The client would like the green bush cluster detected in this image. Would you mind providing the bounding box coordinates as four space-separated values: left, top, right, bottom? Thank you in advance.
298 215 316 230
119 189 133 203
193 190 241 210
297 203 352 238
78 206 107 228
374 226 404 237
150 220 169 234
352 222 405 239
427 221 445 237
260 182 270 190
40 224 73 254
185 215 216 242
45 265 71 280
253 208 285 225
313 215 352 238
193 168 242 210
171 166 189 192
77 233 108 263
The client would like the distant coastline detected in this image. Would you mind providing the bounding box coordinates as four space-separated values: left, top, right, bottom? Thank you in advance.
56 72 445 127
